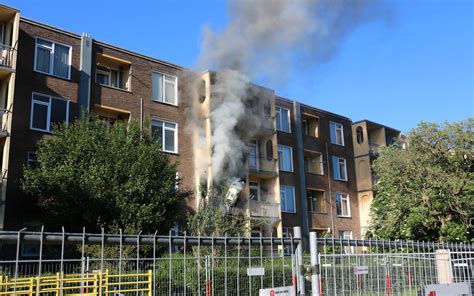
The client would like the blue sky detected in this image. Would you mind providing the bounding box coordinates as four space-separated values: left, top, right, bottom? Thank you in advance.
4 0 473 133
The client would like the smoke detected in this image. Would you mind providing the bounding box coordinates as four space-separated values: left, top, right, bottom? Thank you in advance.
193 0 390 182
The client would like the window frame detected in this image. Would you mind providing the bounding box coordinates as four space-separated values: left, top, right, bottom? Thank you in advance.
329 121 345 146
249 181 261 201
95 65 125 90
307 190 326 213
34 37 72 80
30 92 70 133
332 156 348 181
275 106 291 133
151 118 179 154
335 193 351 217
277 144 294 172
27 152 38 167
151 71 178 106
280 185 296 213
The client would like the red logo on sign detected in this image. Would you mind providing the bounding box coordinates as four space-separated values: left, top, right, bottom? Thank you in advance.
270 290 274 296
428 292 436 296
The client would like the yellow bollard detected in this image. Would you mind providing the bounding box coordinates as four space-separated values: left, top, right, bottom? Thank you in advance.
148 270 153 296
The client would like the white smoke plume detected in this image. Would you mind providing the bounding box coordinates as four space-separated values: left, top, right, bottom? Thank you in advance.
194 0 390 181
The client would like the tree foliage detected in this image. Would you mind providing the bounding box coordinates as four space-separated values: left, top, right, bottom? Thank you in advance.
21 114 189 234
369 119 473 242
186 182 249 237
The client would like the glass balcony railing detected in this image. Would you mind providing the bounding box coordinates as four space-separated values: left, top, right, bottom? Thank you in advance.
248 155 278 175
248 199 280 219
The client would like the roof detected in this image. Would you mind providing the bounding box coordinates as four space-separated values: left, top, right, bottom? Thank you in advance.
352 119 401 133
276 96 352 122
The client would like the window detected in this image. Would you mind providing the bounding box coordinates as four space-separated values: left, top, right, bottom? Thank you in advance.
276 106 290 132
34 38 71 79
152 72 178 105
304 152 323 175
336 193 351 217
248 140 259 170
282 227 294 255
356 127 364 144
302 116 319 138
332 156 347 181
27 152 38 168
280 185 295 213
308 190 326 213
151 119 178 153
278 145 293 172
249 181 260 201
96 65 127 89
329 121 344 146
30 93 70 133
338 230 353 253
265 140 273 160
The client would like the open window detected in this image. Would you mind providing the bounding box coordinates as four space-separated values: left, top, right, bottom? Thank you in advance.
307 189 326 213
304 150 323 175
301 112 319 138
95 53 131 91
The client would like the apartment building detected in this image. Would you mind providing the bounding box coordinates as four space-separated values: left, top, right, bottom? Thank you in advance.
352 120 402 236
0 5 396 244
275 98 361 241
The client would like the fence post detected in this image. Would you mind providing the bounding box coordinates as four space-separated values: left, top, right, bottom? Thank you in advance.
294 226 305 295
309 232 320 296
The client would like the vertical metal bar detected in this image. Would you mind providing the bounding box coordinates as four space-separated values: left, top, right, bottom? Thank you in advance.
36 226 45 296
168 230 172 296
248 233 252 296
80 227 85 296
211 236 215 296
13 228 26 295
270 233 275 288
136 231 141 296
153 231 157 296
294 226 304 295
119 229 123 293
290 233 295 290
198 233 201 296
237 233 240 296
310 232 320 296
260 232 264 290
224 233 227 296
332 237 337 296
184 231 187 296
100 228 104 272
339 236 344 295
60 227 65 296
281 235 286 286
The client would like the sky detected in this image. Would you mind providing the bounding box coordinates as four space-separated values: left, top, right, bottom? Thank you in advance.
4 0 473 133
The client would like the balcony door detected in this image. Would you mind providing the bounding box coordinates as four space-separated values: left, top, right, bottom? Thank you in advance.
248 140 259 170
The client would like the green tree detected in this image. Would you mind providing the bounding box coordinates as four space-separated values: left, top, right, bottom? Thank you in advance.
186 182 249 237
369 119 473 242
21 114 189 234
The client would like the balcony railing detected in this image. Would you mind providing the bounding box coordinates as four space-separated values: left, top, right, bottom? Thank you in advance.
0 45 15 69
369 143 380 157
0 106 12 137
248 199 280 219
248 155 278 175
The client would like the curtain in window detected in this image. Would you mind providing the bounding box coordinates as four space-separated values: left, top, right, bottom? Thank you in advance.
53 44 69 78
36 47 51 73
152 73 163 101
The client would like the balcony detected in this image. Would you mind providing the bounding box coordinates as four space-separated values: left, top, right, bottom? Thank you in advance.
369 143 380 157
255 113 276 136
0 45 14 72
248 199 280 220
0 107 11 138
248 155 278 177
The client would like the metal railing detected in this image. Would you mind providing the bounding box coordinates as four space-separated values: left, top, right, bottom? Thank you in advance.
248 155 278 175
0 45 15 69
0 228 301 295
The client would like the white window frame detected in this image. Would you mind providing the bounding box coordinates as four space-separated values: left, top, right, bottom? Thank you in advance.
276 106 291 133
329 121 344 146
96 65 126 90
278 145 293 172
249 181 261 201
332 156 348 181
30 92 70 133
151 71 178 106
336 193 351 217
280 185 296 213
34 37 72 80
151 119 178 154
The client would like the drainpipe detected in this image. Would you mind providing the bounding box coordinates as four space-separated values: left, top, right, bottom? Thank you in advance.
293 101 309 237
325 142 336 237
78 33 92 116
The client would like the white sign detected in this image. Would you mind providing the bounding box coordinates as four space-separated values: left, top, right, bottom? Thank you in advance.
425 282 471 295
259 286 295 296
247 267 265 276
353 266 369 275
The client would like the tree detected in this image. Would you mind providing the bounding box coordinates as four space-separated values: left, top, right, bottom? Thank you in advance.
186 181 249 237
369 119 473 242
21 114 189 234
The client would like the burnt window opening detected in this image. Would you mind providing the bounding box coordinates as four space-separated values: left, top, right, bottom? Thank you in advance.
198 79 206 103
265 140 273 160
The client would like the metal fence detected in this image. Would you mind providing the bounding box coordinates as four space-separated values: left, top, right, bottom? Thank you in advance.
0 228 300 295
0 228 473 295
